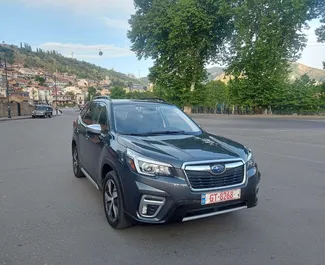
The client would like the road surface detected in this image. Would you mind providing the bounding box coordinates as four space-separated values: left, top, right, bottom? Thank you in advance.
1 110 325 265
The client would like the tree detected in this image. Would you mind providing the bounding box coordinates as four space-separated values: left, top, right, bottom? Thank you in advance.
313 0 325 68
223 0 311 110
110 87 126 99
87 86 97 101
35 76 46 86
128 0 232 107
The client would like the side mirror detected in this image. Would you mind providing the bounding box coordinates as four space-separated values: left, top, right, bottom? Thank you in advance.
86 124 101 135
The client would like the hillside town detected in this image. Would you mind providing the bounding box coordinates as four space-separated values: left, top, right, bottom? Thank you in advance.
0 60 153 118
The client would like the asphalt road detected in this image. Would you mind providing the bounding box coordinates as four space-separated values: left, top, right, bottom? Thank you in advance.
1 110 325 265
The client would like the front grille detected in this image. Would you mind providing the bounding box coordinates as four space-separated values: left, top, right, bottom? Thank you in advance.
185 163 244 190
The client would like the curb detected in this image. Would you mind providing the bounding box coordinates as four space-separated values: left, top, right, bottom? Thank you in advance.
0 117 32 122
0 115 62 122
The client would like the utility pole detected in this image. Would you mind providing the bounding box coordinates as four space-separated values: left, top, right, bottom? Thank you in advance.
4 53 11 118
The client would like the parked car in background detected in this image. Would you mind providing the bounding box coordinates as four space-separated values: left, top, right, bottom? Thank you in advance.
72 98 261 229
32 105 53 118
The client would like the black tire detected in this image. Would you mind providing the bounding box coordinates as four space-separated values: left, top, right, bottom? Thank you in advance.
72 145 85 178
103 171 133 229
32 116 35 119
43 115 47 118
48 114 52 118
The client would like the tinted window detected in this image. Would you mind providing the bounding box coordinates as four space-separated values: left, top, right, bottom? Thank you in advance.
81 103 97 125
80 103 90 117
96 103 109 131
114 104 201 135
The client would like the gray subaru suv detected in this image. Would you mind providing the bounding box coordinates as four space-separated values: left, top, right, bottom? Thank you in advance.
72 97 261 229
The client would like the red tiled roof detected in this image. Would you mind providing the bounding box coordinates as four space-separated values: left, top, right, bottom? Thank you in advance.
15 78 28 83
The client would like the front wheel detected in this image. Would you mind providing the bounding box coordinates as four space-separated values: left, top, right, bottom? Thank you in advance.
103 171 132 229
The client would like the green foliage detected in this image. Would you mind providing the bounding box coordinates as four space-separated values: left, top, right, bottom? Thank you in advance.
312 0 325 68
0 46 15 64
272 75 323 114
87 86 97 101
35 76 46 86
126 90 156 99
223 0 311 108
110 87 126 99
128 0 232 106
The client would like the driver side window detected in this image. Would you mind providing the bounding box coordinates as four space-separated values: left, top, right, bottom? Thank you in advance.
81 103 97 125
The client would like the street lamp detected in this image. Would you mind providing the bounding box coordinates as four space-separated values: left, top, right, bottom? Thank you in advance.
0 52 11 118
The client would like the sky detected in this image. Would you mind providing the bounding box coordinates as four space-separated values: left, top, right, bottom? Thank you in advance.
0 0 324 77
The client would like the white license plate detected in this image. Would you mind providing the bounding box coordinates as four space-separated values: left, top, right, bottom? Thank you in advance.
201 189 241 205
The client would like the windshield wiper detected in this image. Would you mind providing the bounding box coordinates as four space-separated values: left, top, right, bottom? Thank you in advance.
142 130 189 136
122 131 190 136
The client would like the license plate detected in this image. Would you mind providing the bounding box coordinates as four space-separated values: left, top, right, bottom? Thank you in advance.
201 189 241 205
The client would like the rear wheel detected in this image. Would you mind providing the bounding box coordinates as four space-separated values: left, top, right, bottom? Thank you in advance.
72 145 84 178
103 171 132 229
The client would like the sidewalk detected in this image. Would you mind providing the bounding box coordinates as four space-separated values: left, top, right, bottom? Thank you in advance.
0 116 31 122
0 112 62 122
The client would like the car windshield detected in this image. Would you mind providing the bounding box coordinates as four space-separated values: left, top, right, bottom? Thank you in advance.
35 106 47 110
114 103 201 135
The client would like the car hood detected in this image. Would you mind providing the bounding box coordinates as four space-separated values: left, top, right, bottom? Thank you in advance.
117 132 249 168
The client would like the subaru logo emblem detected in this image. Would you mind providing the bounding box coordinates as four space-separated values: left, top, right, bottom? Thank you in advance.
210 164 226 175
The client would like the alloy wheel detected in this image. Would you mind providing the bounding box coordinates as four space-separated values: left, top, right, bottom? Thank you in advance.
104 179 119 221
73 148 78 174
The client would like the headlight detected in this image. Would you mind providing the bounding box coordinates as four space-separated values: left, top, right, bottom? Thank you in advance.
246 152 256 170
126 149 173 177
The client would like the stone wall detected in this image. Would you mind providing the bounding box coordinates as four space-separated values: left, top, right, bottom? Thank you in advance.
0 101 33 118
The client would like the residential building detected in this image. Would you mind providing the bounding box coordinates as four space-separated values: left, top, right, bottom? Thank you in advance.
63 86 82 95
27 87 39 103
38 87 52 104
76 93 86 105
100 88 110 96
15 78 29 88
56 78 70 88
77 79 88 88
17 68 34 78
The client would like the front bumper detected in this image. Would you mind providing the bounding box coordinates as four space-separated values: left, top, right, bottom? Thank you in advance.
121 165 261 224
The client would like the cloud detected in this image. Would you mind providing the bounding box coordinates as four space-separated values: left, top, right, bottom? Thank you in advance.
39 42 134 59
18 0 134 14
102 17 130 30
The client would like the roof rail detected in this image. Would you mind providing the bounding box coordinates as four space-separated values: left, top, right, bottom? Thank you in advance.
93 96 111 100
133 98 166 102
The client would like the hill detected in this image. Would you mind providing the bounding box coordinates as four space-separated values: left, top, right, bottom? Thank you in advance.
0 43 139 85
210 62 325 83
289 62 325 83
207 66 224 81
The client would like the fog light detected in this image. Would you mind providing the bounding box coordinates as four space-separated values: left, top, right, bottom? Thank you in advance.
141 205 147 215
138 195 166 218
